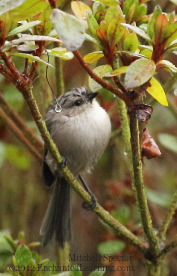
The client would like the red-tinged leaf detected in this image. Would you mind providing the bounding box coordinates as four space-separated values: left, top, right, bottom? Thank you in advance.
147 5 162 39
107 17 125 47
154 14 169 43
104 5 123 25
87 12 100 40
141 128 161 159
128 104 153 122
124 58 156 89
96 29 107 40
163 22 177 46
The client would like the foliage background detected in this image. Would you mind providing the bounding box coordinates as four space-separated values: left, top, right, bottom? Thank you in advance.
0 0 177 275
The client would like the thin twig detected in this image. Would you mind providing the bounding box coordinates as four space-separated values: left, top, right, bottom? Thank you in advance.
157 191 177 241
0 93 43 151
158 239 177 260
0 108 42 161
73 50 133 106
19 86 145 253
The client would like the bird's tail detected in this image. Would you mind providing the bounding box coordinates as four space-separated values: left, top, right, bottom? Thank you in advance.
40 177 71 248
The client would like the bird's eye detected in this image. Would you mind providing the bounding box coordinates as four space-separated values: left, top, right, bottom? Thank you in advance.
75 100 82 106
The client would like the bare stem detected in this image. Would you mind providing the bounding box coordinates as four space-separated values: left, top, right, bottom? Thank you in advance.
0 108 42 161
0 93 43 151
20 87 145 253
73 50 132 106
130 117 158 255
157 191 177 241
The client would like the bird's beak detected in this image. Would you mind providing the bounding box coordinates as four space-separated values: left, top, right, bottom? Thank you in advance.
87 92 98 103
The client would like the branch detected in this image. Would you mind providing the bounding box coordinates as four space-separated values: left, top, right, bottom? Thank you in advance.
73 50 133 106
20 86 145 253
0 93 43 151
157 191 177 241
158 239 177 260
0 108 42 161
130 117 159 256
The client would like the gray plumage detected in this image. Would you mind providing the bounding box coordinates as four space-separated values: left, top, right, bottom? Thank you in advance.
40 86 111 247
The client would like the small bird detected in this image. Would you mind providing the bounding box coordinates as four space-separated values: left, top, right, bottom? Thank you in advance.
40 86 111 247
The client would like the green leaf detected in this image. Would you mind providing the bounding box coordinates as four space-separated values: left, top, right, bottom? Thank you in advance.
163 22 177 46
8 0 49 22
15 245 32 267
17 44 39 52
0 233 13 254
107 17 125 47
33 5 52 36
158 60 177 74
104 5 123 25
132 4 147 22
0 0 26 16
124 33 139 52
146 188 171 207
104 66 128 77
93 0 120 6
5 144 31 170
121 23 152 43
85 33 100 45
111 205 130 225
87 12 100 40
124 58 156 89
83 51 104 63
51 9 85 51
47 47 74 60
9 53 54 67
123 0 138 15
3 35 62 51
158 133 177 153
7 20 41 38
98 241 125 256
146 77 168 106
89 65 112 91
147 5 162 39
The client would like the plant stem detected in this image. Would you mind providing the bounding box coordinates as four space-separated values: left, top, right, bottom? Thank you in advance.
55 57 64 96
147 261 161 276
21 87 145 253
116 97 136 189
130 117 158 255
0 93 43 151
157 191 177 241
73 50 132 106
0 108 42 161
